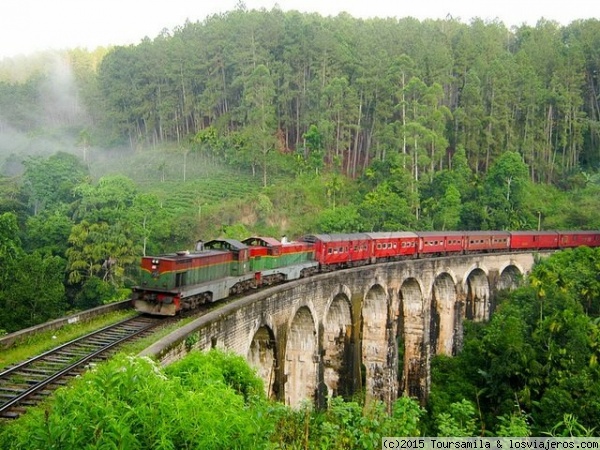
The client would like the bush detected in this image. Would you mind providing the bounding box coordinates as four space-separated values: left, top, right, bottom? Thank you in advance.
0 352 271 449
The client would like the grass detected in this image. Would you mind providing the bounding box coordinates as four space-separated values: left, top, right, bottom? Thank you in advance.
0 309 138 370
118 315 200 355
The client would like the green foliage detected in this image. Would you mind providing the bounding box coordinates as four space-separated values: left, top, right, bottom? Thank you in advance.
165 349 265 403
0 212 22 277
269 396 423 449
0 352 271 449
494 411 531 437
482 151 535 229
23 207 73 256
74 276 119 309
21 152 89 215
436 400 479 437
66 220 137 286
359 182 416 231
316 204 362 233
0 251 66 332
546 414 597 437
0 213 69 332
530 246 600 315
0 349 427 447
435 184 461 230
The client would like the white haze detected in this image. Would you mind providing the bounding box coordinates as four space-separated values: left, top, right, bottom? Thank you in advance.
1 0 599 59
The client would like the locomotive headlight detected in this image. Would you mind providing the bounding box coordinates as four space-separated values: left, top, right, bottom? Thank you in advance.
152 259 160 265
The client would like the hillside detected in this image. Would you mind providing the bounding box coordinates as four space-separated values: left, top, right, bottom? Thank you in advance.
1 9 600 333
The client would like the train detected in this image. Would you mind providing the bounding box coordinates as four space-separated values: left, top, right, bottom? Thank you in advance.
131 230 600 315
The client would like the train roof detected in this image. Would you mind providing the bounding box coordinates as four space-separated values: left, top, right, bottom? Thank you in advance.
462 230 511 235
416 230 512 236
204 238 248 252
509 231 559 235
414 231 466 237
148 248 227 260
301 233 371 243
555 230 600 234
242 236 281 247
364 232 419 239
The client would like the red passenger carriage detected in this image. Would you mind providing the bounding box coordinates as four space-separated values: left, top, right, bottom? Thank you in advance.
558 231 600 248
509 231 559 251
464 231 510 253
300 233 371 269
416 231 465 256
366 232 419 260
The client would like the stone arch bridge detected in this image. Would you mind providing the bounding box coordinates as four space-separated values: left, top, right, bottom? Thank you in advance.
141 252 543 407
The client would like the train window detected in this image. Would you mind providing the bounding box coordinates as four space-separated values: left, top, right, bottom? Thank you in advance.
393 243 397 249
328 248 333 254
377 244 381 249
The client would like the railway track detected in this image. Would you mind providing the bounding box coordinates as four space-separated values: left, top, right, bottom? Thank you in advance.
0 314 164 419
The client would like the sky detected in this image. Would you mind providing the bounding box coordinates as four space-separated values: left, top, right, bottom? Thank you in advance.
1 0 599 59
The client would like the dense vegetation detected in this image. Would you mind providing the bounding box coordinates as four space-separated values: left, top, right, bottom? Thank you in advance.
0 350 424 449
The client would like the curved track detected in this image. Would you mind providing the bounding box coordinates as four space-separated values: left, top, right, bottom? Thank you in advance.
0 314 163 419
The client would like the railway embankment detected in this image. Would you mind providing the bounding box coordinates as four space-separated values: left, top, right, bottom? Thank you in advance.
0 299 132 350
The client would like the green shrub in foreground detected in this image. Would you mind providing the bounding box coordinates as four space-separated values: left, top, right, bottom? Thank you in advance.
0 351 271 449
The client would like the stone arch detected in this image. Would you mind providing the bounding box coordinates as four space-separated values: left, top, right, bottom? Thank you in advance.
498 265 523 291
361 283 389 403
398 277 425 400
465 268 490 321
430 272 457 356
247 325 277 399
323 291 353 399
284 306 318 407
